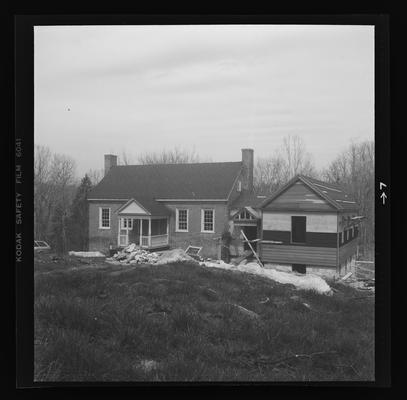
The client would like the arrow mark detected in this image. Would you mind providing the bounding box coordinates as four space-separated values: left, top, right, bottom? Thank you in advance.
380 192 387 205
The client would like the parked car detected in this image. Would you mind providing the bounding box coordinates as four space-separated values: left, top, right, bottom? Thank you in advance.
34 240 51 252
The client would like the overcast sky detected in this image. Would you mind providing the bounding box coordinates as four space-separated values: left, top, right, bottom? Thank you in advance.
34 25 374 177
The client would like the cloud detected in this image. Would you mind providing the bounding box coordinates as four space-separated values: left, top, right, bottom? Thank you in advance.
34 25 374 176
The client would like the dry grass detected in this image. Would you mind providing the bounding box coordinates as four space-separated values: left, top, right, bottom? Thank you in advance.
34 253 374 382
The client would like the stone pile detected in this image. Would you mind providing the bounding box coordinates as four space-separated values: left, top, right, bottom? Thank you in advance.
106 244 160 265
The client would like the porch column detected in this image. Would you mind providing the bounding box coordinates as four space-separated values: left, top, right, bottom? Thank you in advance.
166 217 169 244
117 218 121 247
148 218 151 247
139 218 142 244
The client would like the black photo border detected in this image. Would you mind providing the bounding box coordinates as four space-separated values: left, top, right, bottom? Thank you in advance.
13 14 391 390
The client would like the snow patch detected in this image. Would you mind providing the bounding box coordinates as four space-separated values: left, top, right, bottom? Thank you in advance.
69 251 105 258
154 249 196 265
199 260 332 295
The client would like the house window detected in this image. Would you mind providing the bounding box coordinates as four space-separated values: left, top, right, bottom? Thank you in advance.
176 209 188 232
201 209 215 233
346 229 349 241
291 216 306 244
99 207 111 229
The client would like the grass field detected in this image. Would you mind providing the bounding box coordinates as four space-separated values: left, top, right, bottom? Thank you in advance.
34 253 374 382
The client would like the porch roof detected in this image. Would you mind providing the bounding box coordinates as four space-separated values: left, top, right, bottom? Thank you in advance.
117 197 171 216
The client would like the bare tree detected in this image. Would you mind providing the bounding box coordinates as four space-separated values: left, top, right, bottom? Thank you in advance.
34 145 53 240
254 135 318 195
254 153 287 195
323 140 374 258
86 168 104 185
137 147 203 165
48 154 76 253
119 150 134 166
281 135 317 180
34 145 77 251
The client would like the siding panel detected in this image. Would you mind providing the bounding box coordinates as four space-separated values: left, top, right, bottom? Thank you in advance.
263 181 334 211
260 244 337 267
262 230 337 248
263 211 337 233
339 240 358 264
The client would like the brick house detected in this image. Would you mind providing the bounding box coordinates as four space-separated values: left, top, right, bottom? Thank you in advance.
87 149 264 258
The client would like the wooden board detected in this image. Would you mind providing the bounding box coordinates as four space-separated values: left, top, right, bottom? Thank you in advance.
261 243 337 267
262 230 337 248
263 181 334 211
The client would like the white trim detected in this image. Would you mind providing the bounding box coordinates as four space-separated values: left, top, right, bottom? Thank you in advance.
201 208 215 233
156 198 227 202
88 198 128 201
117 198 151 215
99 207 111 229
175 208 189 232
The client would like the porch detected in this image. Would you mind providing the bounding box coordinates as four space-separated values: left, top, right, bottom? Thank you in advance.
118 216 169 250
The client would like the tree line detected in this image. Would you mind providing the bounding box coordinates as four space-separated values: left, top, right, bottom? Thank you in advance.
34 136 374 258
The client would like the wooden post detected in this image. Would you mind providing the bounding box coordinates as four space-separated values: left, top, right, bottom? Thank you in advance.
139 218 142 246
166 217 169 245
148 218 151 247
241 230 263 268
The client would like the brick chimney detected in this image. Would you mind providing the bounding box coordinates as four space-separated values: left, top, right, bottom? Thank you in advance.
104 154 117 176
241 148 254 192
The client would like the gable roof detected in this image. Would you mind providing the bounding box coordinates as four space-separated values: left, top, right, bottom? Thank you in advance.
88 162 242 205
260 174 359 212
230 191 268 209
231 206 261 219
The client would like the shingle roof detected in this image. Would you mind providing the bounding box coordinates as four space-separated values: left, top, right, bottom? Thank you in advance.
230 192 268 209
88 162 242 210
261 175 359 212
300 175 359 211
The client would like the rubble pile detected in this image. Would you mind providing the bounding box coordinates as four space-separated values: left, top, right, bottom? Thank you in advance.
105 244 195 266
106 245 160 265
342 275 375 292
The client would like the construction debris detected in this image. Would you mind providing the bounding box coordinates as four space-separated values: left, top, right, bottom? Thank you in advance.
105 245 195 266
231 250 253 266
341 272 353 281
338 273 375 292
